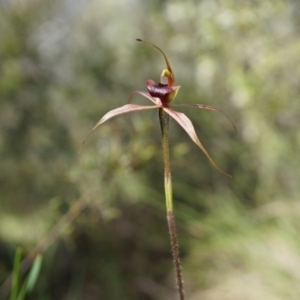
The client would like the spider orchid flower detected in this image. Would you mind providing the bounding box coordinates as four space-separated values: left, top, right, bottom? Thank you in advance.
81 39 235 177
81 39 235 300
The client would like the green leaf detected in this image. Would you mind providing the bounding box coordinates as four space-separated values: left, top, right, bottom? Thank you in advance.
10 248 22 300
17 255 43 300
25 254 42 292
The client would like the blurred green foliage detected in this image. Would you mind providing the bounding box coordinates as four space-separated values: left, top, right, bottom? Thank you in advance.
1 0 300 299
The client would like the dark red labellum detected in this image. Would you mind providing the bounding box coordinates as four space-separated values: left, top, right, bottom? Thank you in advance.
146 80 174 98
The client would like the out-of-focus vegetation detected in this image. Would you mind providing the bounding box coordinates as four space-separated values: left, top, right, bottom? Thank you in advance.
1 0 300 299
9 249 42 300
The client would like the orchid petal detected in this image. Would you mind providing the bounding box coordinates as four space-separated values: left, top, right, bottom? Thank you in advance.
163 107 231 178
172 104 237 134
80 104 158 152
128 91 162 106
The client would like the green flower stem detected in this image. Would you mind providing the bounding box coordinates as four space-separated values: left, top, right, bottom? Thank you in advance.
159 108 173 213
159 108 185 300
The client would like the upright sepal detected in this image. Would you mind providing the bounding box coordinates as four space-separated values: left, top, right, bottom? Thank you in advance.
136 39 175 86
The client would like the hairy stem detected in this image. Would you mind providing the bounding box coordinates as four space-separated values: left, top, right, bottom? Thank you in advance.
159 108 185 300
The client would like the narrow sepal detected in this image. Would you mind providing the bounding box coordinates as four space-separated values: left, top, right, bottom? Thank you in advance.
163 107 231 177
80 104 158 152
136 39 175 86
172 103 237 134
